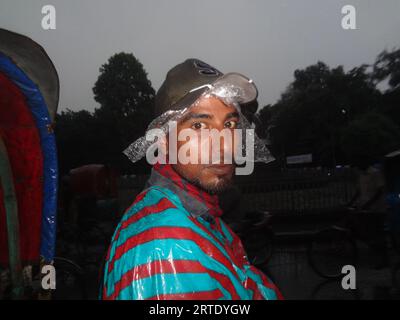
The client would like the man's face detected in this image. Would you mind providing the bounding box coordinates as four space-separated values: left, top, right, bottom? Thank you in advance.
170 95 239 194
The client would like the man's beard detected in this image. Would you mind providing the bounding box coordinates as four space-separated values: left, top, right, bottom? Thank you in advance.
174 166 234 195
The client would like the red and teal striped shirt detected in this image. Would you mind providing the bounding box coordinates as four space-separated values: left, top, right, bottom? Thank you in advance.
102 163 283 300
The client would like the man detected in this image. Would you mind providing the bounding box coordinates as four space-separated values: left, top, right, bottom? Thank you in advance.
101 58 282 300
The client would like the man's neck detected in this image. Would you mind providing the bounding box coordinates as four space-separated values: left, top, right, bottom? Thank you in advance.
148 163 223 218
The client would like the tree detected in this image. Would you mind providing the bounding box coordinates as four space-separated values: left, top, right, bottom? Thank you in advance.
55 109 100 175
373 48 400 90
92 52 155 173
372 48 400 128
56 53 155 175
93 52 155 118
256 62 381 167
339 112 400 168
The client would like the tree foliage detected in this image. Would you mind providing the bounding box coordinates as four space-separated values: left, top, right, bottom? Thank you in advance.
340 111 400 168
257 57 400 167
56 49 400 173
373 48 400 90
56 52 155 175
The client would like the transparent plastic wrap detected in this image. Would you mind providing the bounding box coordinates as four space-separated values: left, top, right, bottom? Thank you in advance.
103 62 283 300
123 82 275 165
102 174 283 300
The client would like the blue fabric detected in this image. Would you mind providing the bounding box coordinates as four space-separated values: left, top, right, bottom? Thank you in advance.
0 52 58 262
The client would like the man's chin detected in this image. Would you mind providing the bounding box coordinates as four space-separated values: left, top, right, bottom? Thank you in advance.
172 164 234 195
198 176 233 195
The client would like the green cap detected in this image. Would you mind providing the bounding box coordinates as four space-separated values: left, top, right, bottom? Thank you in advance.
154 58 258 118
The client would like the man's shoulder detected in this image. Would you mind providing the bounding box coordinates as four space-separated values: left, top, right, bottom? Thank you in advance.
111 185 206 253
119 185 190 230
127 185 184 213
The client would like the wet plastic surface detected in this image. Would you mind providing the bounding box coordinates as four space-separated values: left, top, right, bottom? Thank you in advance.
0 49 58 263
123 83 274 165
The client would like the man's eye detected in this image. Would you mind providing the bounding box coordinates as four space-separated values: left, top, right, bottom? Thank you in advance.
191 122 206 130
224 120 237 129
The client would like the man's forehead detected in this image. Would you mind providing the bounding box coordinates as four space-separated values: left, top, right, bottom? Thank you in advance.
180 105 239 122
188 95 237 113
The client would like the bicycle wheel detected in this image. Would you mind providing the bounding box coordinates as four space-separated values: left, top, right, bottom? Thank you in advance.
307 228 357 279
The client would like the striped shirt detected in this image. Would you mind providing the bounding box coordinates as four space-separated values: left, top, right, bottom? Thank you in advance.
102 164 283 300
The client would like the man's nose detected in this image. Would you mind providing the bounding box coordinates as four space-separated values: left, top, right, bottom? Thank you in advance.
209 129 234 164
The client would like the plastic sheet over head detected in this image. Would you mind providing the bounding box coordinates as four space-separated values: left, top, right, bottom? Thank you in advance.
123 83 275 166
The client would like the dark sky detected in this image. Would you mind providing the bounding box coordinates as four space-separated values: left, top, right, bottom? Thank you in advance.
1 0 399 112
